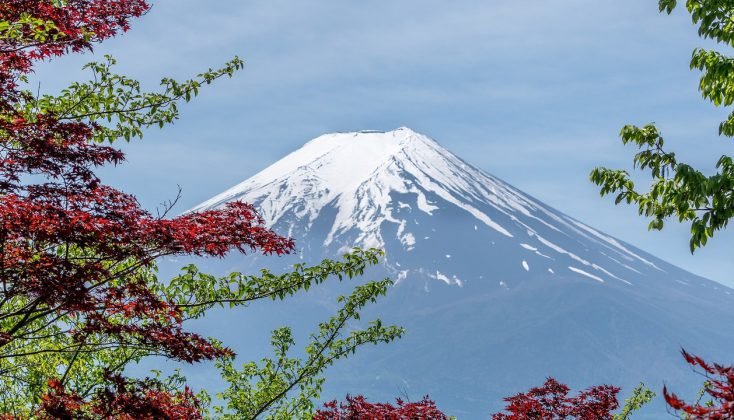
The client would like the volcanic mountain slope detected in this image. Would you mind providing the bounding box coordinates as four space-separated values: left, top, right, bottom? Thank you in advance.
191 127 734 417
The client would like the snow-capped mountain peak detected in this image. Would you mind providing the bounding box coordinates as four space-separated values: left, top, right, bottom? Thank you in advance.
193 127 523 248
193 127 673 291
192 128 458 244
194 127 433 210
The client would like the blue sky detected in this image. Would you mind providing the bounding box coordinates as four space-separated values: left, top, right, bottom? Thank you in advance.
33 0 734 286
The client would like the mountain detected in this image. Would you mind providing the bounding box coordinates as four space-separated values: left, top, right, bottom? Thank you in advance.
189 127 734 417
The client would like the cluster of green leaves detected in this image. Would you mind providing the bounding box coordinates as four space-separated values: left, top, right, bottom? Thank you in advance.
659 1 734 45
212 280 403 419
162 248 384 320
0 15 64 44
161 248 405 418
30 55 244 143
691 380 715 411
612 383 656 420
591 0 734 252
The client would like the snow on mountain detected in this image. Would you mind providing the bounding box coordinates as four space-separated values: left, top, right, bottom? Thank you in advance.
190 127 734 417
193 127 667 289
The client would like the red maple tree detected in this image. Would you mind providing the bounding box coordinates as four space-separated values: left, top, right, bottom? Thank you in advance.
314 395 448 420
664 350 734 418
0 0 293 415
316 379 621 420
39 375 203 420
492 378 620 419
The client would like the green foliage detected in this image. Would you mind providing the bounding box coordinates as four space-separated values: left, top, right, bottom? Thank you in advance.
591 1 734 252
660 1 734 46
692 380 715 411
28 55 244 143
212 280 404 419
0 15 64 43
613 383 656 420
162 248 384 320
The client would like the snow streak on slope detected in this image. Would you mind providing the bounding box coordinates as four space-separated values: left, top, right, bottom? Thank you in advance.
193 127 659 286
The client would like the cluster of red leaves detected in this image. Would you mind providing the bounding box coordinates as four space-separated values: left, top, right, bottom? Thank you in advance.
664 350 734 418
317 380 622 419
492 378 620 420
314 395 448 420
39 375 202 420
0 0 148 75
0 1 295 417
